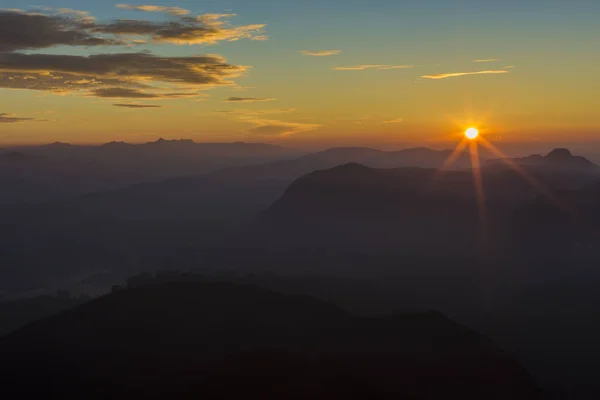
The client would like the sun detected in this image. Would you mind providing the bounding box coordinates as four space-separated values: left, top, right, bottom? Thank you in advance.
465 127 479 140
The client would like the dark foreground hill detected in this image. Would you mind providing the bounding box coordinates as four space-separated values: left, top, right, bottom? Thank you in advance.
0 282 540 399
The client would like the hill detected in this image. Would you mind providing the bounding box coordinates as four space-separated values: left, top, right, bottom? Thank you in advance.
0 281 540 399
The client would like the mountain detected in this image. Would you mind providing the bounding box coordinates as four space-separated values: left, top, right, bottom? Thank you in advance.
0 292 89 336
0 140 303 204
253 150 600 252
47 146 475 220
488 148 600 173
0 281 541 399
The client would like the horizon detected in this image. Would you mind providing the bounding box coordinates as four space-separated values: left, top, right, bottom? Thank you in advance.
4 137 600 164
1 0 599 149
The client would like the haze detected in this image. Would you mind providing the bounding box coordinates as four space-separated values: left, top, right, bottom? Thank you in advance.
2 1 600 399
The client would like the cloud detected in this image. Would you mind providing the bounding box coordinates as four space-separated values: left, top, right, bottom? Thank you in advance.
0 112 37 123
30 7 97 23
0 52 248 94
333 64 414 71
300 50 342 57
223 97 276 103
93 88 160 98
0 8 266 52
213 108 294 116
0 9 262 100
472 58 500 62
113 103 162 108
116 4 190 16
92 87 207 99
504 65 516 69
0 10 120 52
213 108 316 136
93 13 266 45
378 65 415 70
383 118 404 123
421 70 509 80
246 118 321 136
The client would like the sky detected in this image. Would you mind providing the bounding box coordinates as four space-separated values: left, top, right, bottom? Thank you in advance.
0 0 599 149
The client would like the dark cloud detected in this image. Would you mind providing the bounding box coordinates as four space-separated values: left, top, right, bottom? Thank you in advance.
0 10 120 52
93 20 164 35
0 9 261 100
0 112 36 123
93 88 160 98
0 9 265 51
92 17 266 45
0 52 247 95
92 87 202 99
113 103 162 108
224 97 276 103
0 72 142 93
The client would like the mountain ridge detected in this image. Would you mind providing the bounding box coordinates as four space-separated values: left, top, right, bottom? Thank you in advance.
0 281 541 399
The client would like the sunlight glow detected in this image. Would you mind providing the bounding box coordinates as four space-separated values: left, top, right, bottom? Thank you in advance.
469 140 487 248
465 127 479 140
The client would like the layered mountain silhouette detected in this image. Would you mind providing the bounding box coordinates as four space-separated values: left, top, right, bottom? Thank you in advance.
0 140 302 204
487 148 600 173
253 153 599 253
0 281 541 399
32 146 475 220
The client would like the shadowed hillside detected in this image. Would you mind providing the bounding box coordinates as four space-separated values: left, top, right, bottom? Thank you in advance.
0 281 541 399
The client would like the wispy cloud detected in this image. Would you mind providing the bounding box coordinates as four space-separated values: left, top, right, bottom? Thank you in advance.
504 65 516 69
213 108 317 136
378 65 415 70
333 64 414 71
116 4 190 16
0 112 40 123
92 87 206 99
213 108 294 116
421 70 509 80
472 58 500 63
383 118 404 123
246 118 321 136
300 50 342 57
113 103 162 108
223 97 277 103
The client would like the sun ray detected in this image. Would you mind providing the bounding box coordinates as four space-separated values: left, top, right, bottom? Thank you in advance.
443 138 469 170
469 140 487 249
477 136 559 201
432 138 469 186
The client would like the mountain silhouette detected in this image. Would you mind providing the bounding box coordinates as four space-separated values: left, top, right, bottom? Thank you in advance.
0 281 541 398
488 148 599 173
252 154 600 252
49 146 475 220
0 141 302 204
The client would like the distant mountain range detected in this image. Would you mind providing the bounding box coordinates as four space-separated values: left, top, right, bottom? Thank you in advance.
0 281 541 398
1 146 598 295
41 146 477 219
487 148 600 173
0 139 304 204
